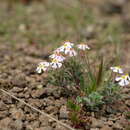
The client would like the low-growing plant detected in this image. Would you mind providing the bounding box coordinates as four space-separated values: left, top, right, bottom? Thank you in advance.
36 41 130 126
67 100 90 128
67 100 81 124
76 92 104 111
48 58 83 87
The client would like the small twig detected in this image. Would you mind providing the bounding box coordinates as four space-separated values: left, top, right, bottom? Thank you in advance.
0 89 75 130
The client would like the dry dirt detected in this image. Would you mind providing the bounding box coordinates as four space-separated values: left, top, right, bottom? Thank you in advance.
0 0 130 130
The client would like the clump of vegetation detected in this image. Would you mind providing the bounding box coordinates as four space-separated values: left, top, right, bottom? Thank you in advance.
36 41 130 127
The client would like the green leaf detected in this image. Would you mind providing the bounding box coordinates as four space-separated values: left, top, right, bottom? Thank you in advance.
67 100 80 112
76 96 83 103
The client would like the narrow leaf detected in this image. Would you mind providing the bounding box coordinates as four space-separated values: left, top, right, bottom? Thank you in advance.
96 57 103 87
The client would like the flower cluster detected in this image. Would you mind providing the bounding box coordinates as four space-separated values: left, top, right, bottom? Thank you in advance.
36 41 90 72
110 66 130 86
36 62 50 73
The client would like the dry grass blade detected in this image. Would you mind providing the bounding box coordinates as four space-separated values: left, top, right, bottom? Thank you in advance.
96 57 103 87
0 89 75 130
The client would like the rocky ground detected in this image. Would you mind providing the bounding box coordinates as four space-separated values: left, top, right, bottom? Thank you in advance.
0 0 130 130
0 42 129 130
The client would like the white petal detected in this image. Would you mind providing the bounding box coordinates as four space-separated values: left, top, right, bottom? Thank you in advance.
64 41 74 46
43 67 48 71
77 44 90 50
113 69 118 73
118 69 123 74
51 62 62 69
86 46 90 50
124 80 130 86
51 63 57 69
45 62 50 66
127 75 130 81
36 68 42 73
57 63 62 68
110 66 123 74
57 56 65 62
49 54 55 58
115 77 122 81
65 49 77 57
118 80 125 86
118 79 129 86
68 52 73 57
77 45 81 48
64 49 69 55
110 67 114 70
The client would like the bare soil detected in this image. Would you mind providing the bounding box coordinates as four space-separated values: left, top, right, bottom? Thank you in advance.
0 0 130 130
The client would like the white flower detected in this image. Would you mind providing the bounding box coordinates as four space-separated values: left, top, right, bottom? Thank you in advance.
36 62 50 73
58 41 74 52
115 74 130 86
64 41 74 47
110 66 123 74
50 59 62 69
49 53 65 62
65 48 77 57
77 43 90 50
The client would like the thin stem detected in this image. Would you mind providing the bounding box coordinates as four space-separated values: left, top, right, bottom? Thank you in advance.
0 89 75 130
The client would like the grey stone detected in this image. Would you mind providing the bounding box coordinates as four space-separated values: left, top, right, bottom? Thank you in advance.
31 89 45 98
113 122 123 129
55 124 68 130
39 115 49 126
59 106 68 119
91 118 104 128
90 128 99 130
101 125 112 130
0 111 9 119
39 126 53 130
0 117 12 127
11 87 23 93
14 120 23 130
0 101 8 111
11 108 25 120
31 121 40 128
